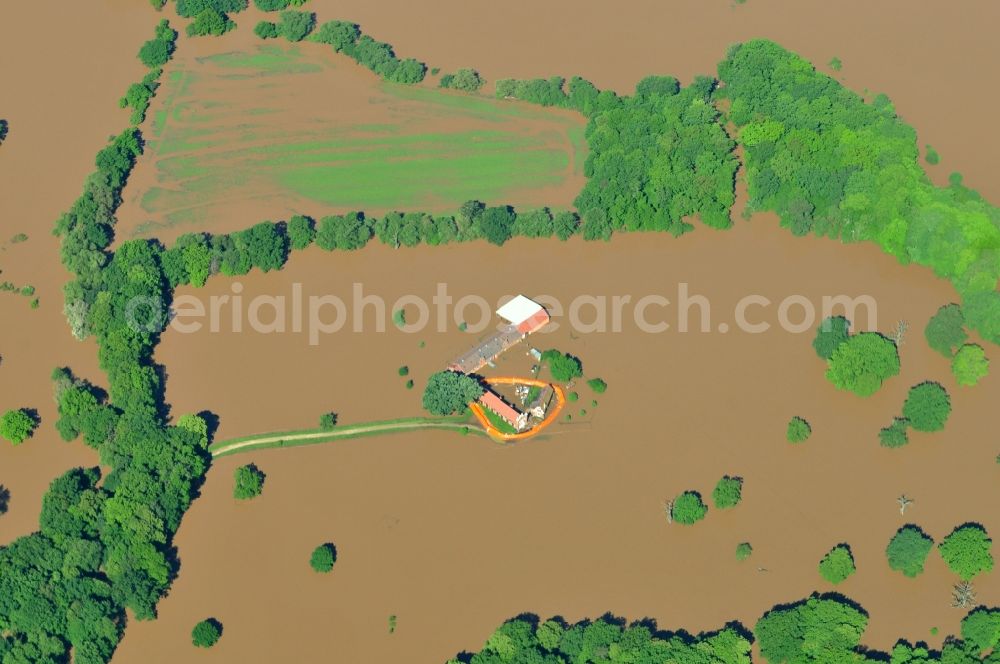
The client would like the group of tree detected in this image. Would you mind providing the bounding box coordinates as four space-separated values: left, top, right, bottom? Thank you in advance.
159 204 583 290
880 381 952 447
0 119 8 145
422 371 484 416
457 594 1000 663
439 68 485 92
719 39 1000 346
495 73 738 237
254 10 315 42
887 523 993 580
310 20 426 84
122 21 176 126
926 304 991 386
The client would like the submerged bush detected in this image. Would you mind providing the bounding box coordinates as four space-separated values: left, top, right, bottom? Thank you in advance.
440 68 485 92
879 417 910 448
787 416 812 443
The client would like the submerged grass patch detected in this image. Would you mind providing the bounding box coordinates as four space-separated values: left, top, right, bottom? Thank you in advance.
130 43 583 236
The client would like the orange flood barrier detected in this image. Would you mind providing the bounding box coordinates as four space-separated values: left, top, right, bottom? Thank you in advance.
469 376 566 442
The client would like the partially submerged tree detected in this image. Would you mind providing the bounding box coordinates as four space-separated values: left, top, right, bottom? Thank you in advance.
310 543 337 572
812 315 851 360
939 524 994 581
786 416 812 443
952 343 989 386
711 476 743 509
818 544 856 585
925 303 967 357
886 525 934 578
541 350 583 383
233 463 265 500
825 332 900 397
902 382 951 432
192 618 223 648
671 491 708 525
0 409 37 445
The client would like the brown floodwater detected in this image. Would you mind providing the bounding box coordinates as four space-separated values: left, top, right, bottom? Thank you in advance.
0 1 154 544
2 1 999 662
129 218 999 662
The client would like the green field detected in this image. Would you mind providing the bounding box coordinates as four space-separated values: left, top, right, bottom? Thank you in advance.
132 44 584 236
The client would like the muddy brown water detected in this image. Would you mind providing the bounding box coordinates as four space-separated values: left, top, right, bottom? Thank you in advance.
1 1 999 662
134 220 1000 663
0 1 154 544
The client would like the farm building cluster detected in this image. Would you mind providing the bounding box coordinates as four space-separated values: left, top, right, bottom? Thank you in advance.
448 295 555 432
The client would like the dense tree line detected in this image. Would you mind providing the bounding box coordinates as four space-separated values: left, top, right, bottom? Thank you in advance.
450 613 751 664
121 21 176 125
253 0 307 10
310 20 426 84
455 595 1000 663
719 40 1000 345
159 204 581 289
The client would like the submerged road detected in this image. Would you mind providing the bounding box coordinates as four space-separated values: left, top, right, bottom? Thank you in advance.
209 417 486 458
